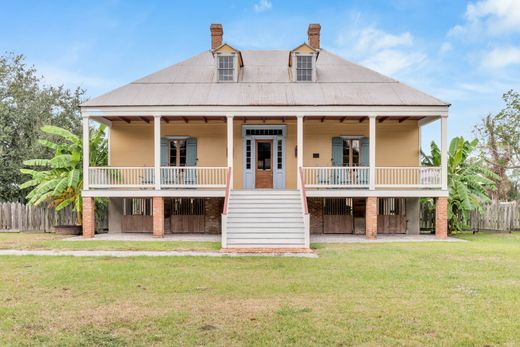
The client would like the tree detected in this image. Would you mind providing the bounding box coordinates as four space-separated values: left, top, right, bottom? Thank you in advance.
422 137 498 232
0 53 84 202
474 90 520 201
20 125 107 225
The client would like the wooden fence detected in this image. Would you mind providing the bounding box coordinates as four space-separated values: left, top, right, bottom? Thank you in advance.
421 200 520 232
0 202 107 232
469 201 520 232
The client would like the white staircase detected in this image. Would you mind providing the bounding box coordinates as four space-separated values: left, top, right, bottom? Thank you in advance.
223 190 308 248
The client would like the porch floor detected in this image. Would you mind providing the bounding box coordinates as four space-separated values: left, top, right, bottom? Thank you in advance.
65 233 463 243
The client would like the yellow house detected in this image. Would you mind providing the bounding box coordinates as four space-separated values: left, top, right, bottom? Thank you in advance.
80 23 449 250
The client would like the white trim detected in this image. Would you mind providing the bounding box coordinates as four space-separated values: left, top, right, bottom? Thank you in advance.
369 115 376 190
441 116 448 190
89 116 112 127
154 115 161 190
418 116 441 127
81 105 449 117
227 114 234 188
306 189 449 198
82 116 90 191
297 115 304 188
82 189 226 198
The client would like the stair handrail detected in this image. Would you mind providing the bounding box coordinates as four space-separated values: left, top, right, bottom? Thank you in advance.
223 167 232 215
299 167 309 215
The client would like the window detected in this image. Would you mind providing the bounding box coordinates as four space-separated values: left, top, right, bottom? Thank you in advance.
277 139 283 170
218 55 234 81
123 198 152 216
246 139 252 170
296 55 313 81
169 140 186 167
245 128 283 136
342 139 361 167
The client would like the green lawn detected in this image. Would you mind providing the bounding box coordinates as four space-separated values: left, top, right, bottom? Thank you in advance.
0 232 219 251
1 232 520 346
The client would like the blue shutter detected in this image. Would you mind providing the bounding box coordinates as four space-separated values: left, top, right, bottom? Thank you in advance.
331 137 343 167
186 137 197 166
360 137 369 167
160 138 169 166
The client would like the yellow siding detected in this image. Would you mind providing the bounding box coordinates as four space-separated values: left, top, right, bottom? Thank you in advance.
110 119 420 186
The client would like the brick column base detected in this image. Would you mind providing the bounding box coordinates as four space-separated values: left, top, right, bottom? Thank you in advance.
82 197 95 238
152 197 164 238
365 197 377 240
435 197 448 239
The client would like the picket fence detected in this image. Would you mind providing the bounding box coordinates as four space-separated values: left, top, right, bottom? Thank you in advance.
0 202 107 232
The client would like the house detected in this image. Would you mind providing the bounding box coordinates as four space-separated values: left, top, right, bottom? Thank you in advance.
80 24 449 250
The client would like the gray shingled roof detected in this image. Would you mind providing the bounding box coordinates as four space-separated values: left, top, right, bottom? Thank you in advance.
82 49 448 107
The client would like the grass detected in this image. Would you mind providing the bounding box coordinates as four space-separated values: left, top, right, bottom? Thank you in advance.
0 232 519 346
0 232 220 251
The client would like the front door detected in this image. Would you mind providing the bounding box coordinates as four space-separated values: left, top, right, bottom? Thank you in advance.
255 140 273 188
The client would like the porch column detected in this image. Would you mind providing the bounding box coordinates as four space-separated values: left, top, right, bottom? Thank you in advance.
435 197 448 239
82 197 95 238
366 196 377 240
226 114 234 188
369 115 376 190
82 115 89 191
154 115 161 190
297 115 304 189
441 116 448 191
152 196 164 237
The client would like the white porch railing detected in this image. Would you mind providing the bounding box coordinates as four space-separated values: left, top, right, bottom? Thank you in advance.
302 167 370 188
302 166 442 189
375 167 441 188
89 167 155 188
160 167 227 188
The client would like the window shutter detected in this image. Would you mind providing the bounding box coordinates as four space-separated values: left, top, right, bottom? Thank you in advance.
160 138 169 166
360 137 369 167
186 137 197 166
331 137 343 167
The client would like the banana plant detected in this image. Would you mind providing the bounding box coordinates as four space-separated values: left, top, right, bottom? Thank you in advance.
20 125 107 224
422 136 498 231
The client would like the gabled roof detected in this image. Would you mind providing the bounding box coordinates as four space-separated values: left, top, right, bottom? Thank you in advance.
212 43 244 67
288 42 317 67
82 49 449 107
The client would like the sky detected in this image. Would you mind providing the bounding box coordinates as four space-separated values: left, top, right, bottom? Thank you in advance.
1 0 519 149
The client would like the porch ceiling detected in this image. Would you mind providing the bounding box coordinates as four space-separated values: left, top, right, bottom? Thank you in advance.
100 115 427 124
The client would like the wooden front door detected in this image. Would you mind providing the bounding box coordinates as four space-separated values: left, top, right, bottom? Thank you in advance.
255 140 273 188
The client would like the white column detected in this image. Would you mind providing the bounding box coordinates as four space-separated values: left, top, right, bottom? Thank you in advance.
154 115 161 190
441 116 448 190
226 114 234 188
82 115 90 191
297 115 304 189
369 115 376 190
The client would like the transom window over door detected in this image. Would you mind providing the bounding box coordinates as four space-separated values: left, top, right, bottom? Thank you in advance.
343 139 361 167
169 140 186 167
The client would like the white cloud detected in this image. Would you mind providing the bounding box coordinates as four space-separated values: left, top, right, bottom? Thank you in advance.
334 25 426 76
482 46 520 68
439 42 452 54
253 0 272 13
355 28 412 51
449 0 520 37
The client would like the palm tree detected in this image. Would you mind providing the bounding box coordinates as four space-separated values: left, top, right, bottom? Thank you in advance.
422 137 498 231
20 125 107 224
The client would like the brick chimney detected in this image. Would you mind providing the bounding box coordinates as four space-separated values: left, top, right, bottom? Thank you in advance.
210 23 223 50
307 23 321 49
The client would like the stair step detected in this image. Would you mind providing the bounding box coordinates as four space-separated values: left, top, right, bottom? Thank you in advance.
227 239 305 245
228 217 303 223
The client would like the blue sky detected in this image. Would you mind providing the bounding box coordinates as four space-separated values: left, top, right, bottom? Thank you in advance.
1 0 519 149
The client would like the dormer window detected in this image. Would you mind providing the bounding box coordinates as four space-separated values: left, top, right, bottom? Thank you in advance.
218 55 234 81
296 55 313 81
289 43 318 82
